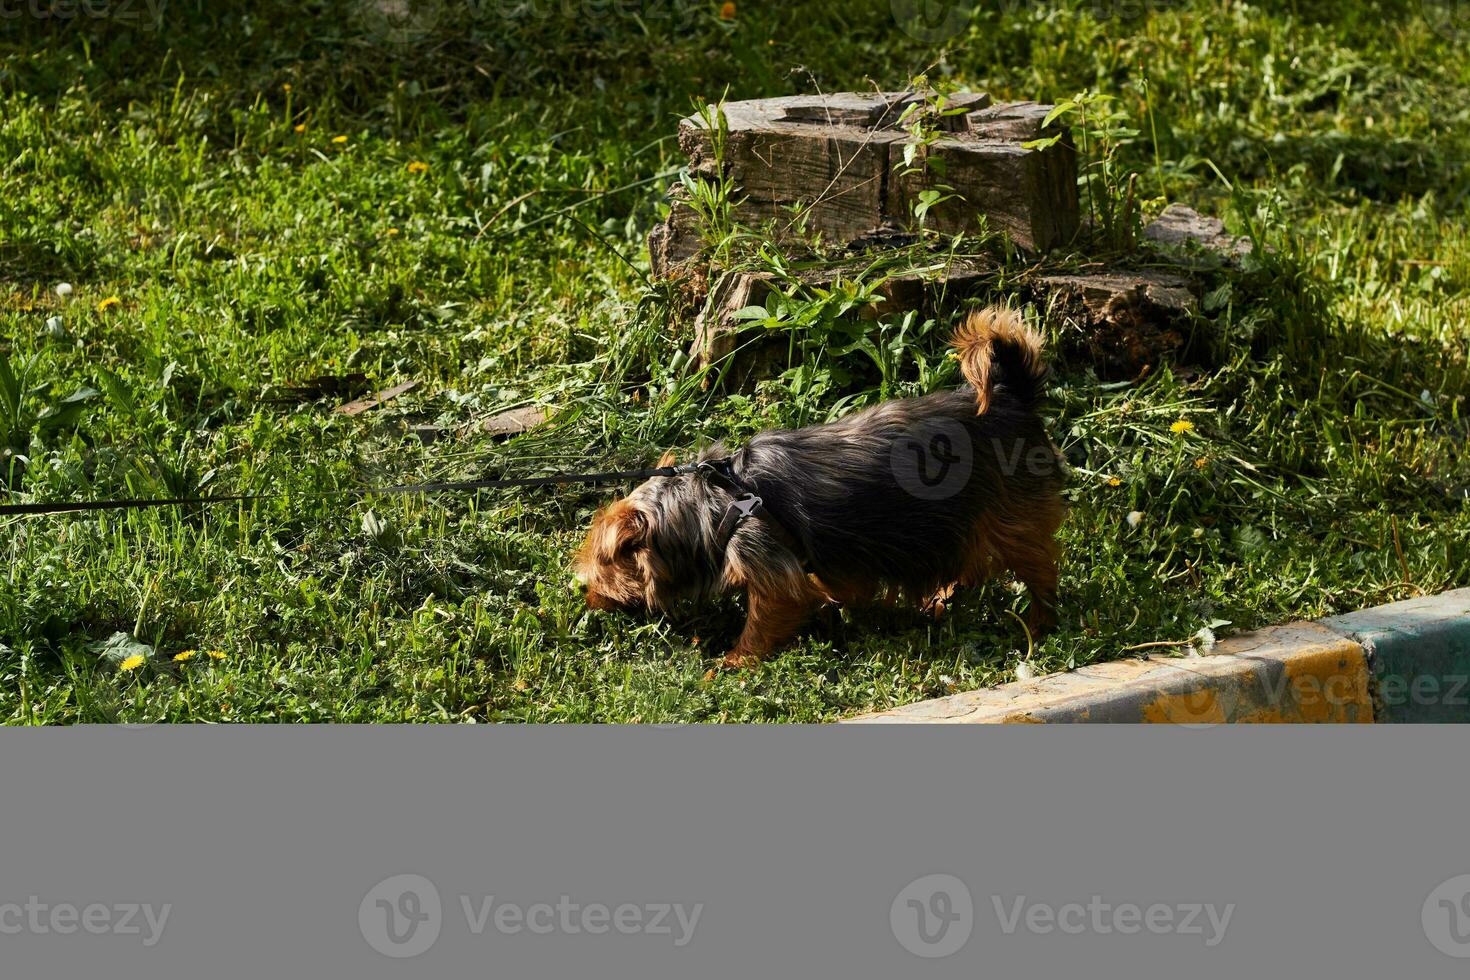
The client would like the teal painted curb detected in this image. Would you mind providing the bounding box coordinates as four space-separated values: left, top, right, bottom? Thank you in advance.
1319 588 1470 723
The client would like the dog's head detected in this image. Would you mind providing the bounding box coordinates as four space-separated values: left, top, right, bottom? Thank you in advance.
573 452 693 614
573 452 715 613
574 496 657 612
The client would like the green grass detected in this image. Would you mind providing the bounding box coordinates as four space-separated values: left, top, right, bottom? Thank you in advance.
0 0 1467 723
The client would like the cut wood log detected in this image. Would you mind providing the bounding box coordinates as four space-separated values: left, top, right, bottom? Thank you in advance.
1035 270 1198 378
689 260 1211 386
650 92 1078 278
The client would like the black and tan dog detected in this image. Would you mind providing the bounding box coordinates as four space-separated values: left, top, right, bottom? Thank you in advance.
575 307 1066 668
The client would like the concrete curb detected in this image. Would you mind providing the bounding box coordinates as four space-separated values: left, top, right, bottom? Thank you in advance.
1322 589 1470 723
843 588 1470 724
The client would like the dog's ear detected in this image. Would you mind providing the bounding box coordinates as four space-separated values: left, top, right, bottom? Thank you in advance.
591 500 647 560
609 502 647 557
657 449 677 467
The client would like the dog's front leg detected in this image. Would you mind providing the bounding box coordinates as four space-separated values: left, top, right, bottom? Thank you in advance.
722 583 818 669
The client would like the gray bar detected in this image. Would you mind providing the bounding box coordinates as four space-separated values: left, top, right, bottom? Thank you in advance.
0 727 1464 977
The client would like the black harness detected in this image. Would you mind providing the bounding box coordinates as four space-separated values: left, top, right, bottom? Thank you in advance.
694 456 809 570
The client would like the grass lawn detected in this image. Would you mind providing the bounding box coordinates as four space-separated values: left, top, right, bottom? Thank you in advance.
0 1 1467 722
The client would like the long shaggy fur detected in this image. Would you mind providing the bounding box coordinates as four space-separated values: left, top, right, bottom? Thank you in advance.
575 306 1067 668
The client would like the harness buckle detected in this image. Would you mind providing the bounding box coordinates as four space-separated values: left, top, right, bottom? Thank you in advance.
730 493 764 521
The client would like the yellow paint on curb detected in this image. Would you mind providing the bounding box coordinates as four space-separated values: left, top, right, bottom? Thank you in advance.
845 622 1373 724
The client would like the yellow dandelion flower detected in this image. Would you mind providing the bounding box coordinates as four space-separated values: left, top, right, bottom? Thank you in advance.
1194 456 1209 470
96 296 121 312
206 650 227 660
1106 477 1122 487
174 650 197 662
385 227 400 237
719 1 735 19
406 160 429 175
332 134 349 145
119 654 146 672
294 123 307 134
282 82 292 93
1170 419 1194 434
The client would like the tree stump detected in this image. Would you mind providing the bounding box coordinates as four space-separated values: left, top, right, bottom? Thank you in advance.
649 92 1079 279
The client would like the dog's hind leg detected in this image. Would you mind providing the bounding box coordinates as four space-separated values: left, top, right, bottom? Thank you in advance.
1009 545 1059 637
970 511 1061 638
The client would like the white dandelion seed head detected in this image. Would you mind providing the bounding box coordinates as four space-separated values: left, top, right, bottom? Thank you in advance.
1126 510 1144 527
55 282 73 299
45 316 65 338
1015 661 1036 681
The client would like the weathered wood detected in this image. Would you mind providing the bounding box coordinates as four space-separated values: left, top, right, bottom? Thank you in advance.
891 102 1079 248
1143 204 1251 263
652 92 1078 278
1036 270 1198 378
478 405 547 438
335 380 419 416
689 262 1202 382
648 189 704 279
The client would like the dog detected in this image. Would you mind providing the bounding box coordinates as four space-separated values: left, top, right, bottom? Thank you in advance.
574 306 1067 668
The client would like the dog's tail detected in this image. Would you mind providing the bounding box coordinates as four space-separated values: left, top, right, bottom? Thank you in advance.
950 306 1048 414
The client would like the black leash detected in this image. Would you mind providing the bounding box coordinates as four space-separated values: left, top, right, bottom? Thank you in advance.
0 463 703 518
